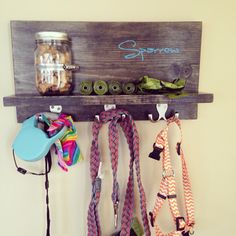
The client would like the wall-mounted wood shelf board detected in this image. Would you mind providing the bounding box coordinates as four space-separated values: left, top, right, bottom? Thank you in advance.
3 93 213 122
4 93 213 106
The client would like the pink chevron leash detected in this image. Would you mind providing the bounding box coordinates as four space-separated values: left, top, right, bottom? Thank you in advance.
149 116 195 236
87 109 151 236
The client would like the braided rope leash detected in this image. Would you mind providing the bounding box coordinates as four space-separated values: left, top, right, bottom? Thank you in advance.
87 109 151 236
149 116 195 236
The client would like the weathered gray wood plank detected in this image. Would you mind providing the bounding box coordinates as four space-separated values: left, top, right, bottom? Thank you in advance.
11 21 202 95
13 103 198 123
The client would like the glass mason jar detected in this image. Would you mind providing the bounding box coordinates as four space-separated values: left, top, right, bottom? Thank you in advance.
34 31 79 95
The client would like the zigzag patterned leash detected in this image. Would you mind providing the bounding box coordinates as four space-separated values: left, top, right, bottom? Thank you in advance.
149 116 195 236
87 109 151 236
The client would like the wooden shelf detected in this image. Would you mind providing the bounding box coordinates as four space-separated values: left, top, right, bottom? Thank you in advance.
3 93 213 107
3 93 213 122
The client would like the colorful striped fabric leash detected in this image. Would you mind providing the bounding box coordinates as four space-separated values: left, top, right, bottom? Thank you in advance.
149 116 195 236
87 109 151 236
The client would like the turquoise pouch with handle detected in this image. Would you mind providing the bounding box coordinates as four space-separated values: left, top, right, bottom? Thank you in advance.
12 115 66 162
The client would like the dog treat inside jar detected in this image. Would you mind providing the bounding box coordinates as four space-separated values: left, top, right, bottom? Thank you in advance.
34 32 78 95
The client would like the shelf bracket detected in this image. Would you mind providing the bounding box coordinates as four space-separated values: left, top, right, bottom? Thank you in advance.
156 104 168 120
104 104 116 111
49 105 62 113
95 104 117 122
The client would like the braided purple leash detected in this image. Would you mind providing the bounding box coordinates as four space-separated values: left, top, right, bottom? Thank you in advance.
87 109 151 236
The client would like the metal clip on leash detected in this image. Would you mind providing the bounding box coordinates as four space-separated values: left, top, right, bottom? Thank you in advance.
113 201 119 229
94 162 103 193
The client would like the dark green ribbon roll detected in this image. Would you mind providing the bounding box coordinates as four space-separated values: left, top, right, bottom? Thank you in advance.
93 80 108 95
122 82 136 95
161 78 186 90
79 80 93 95
137 75 186 93
167 91 189 99
137 75 162 93
108 81 122 95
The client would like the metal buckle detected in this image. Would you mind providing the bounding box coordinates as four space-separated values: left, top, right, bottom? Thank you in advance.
162 169 175 178
182 231 190 236
182 226 194 236
176 217 185 231
149 212 154 227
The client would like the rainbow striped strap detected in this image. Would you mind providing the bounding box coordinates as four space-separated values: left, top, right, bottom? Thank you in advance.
47 114 83 171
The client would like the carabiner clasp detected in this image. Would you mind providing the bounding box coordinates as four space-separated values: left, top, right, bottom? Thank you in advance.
113 201 119 229
189 228 194 235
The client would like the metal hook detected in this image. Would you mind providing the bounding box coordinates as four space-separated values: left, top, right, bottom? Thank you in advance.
95 115 100 122
148 113 157 123
121 114 126 121
148 104 168 122
95 104 126 122
175 112 180 119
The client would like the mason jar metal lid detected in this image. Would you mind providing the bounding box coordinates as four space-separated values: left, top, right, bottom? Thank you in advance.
35 31 69 41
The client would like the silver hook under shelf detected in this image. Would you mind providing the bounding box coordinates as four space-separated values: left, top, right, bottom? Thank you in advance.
95 104 126 122
49 105 62 113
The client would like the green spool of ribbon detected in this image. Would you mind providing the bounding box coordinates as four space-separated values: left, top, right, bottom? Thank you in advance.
108 81 122 95
93 80 108 95
79 80 93 95
122 82 136 95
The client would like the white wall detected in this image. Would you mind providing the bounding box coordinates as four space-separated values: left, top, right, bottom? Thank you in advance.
0 0 236 235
